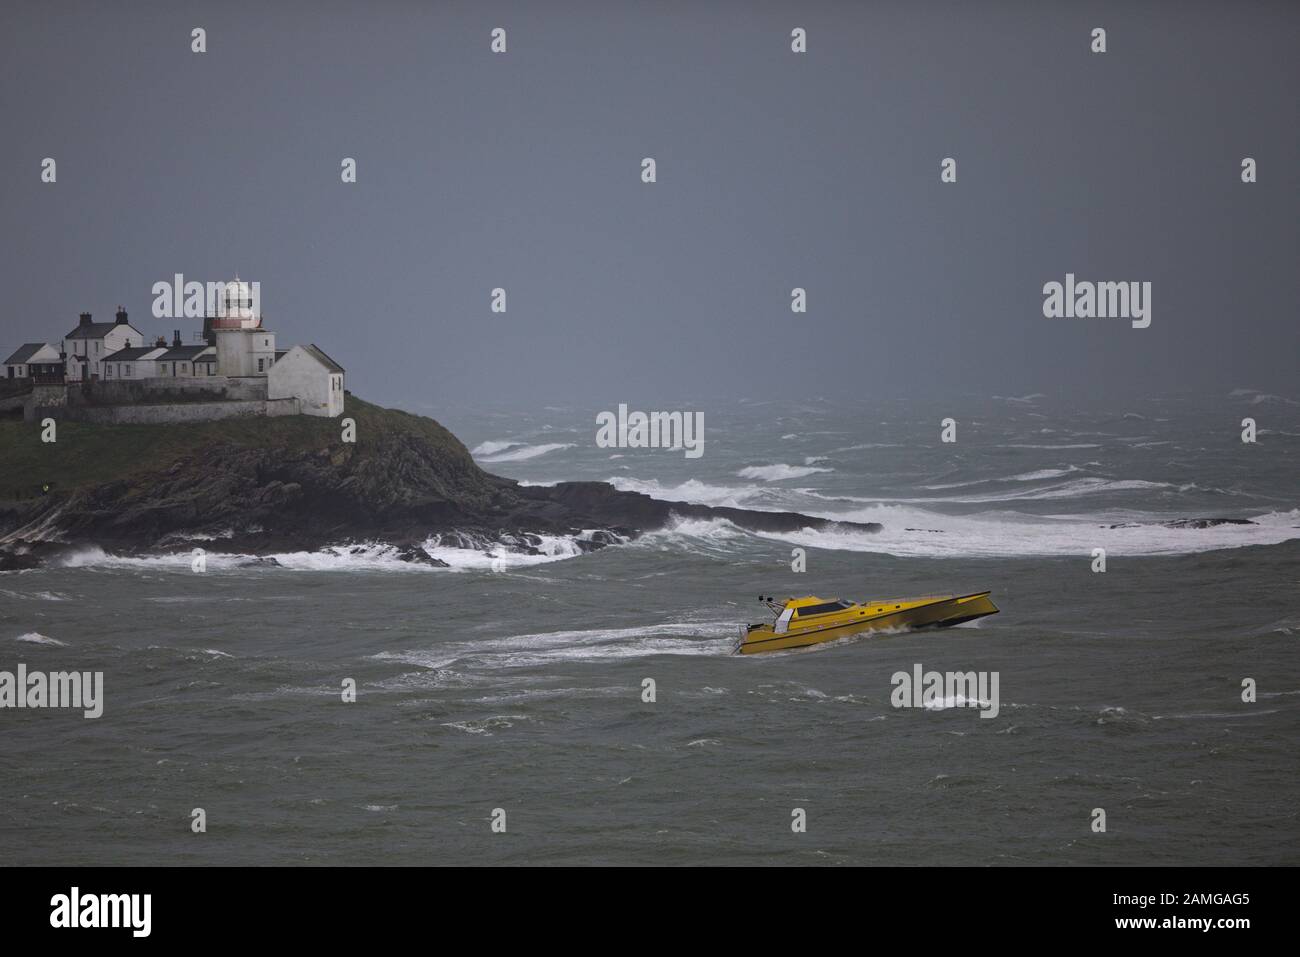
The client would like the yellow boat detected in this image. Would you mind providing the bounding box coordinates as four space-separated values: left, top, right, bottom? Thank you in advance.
737 592 998 654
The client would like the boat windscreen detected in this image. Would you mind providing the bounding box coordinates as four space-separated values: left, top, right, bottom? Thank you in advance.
795 600 851 617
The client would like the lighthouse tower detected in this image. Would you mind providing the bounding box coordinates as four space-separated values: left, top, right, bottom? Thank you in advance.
211 277 276 376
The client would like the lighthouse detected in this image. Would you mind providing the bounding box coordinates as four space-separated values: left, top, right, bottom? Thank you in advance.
210 277 276 376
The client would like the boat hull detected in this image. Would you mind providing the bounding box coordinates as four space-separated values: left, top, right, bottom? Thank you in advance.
737 592 998 654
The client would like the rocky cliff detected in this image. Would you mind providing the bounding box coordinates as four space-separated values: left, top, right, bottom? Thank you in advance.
0 395 879 567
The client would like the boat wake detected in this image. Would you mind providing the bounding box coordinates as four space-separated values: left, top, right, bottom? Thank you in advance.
371 621 739 672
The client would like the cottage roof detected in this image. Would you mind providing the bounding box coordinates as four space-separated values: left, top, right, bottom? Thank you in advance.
3 343 52 364
302 343 344 374
104 346 165 362
157 345 214 361
64 322 139 340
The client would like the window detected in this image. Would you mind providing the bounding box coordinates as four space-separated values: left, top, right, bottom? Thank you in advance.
124 363 132 377
257 358 264 372
105 365 112 377
794 601 851 618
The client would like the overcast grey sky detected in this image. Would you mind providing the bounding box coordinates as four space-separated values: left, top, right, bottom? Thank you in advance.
2 1 1295 410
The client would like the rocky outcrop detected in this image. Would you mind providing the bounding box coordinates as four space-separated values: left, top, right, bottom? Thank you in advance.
0 395 878 565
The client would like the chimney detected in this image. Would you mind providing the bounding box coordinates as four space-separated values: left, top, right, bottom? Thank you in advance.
172 330 182 347
115 306 128 325
156 335 167 347
79 312 92 326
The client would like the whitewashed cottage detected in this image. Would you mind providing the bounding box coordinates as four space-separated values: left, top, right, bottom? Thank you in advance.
268 344 345 417
4 342 62 379
62 308 143 381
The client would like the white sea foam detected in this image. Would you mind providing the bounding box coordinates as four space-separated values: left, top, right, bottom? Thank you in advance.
616 500 1300 558
615 473 1183 510
924 694 992 711
999 443 1102 449
923 466 1080 490
14 632 66 646
609 476 798 510
0 589 68 601
637 516 750 548
896 477 1176 505
54 532 607 574
1004 467 1082 482
736 463 832 481
758 506 1300 558
470 439 521 456
478 442 574 463
420 532 591 570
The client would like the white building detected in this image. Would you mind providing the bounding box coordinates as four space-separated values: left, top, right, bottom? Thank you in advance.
62 308 144 381
211 278 276 376
268 344 345 417
155 341 218 377
10 278 346 419
4 342 62 379
100 344 167 379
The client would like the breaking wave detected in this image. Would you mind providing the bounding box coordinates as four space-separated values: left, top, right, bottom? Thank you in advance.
470 439 521 456
621 503 1300 558
14 632 67 646
614 472 1242 509
737 463 833 482
53 531 627 574
475 442 574 463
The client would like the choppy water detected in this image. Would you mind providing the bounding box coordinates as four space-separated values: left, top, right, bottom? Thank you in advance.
2 392 1298 864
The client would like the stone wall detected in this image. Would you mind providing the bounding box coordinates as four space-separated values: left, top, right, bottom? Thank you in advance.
75 376 268 406
24 383 69 421
0 378 34 401
31 397 300 424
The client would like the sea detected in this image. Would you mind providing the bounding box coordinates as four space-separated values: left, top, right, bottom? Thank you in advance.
2 390 1297 865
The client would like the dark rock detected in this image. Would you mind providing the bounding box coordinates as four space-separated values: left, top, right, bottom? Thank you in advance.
392 545 449 567
0 549 42 572
1106 518 1258 530
1161 518 1256 529
0 396 882 558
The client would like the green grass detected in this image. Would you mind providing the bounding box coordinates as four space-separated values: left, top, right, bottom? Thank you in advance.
0 395 475 502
